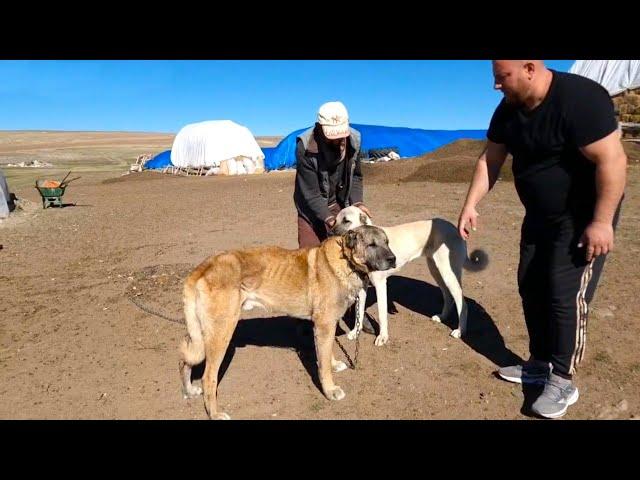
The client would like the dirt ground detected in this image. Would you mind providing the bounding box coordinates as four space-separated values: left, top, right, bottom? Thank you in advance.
1 135 639 420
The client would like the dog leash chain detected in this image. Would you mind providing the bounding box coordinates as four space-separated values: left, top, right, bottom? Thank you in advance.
353 292 361 369
334 336 356 370
127 293 185 325
353 275 371 368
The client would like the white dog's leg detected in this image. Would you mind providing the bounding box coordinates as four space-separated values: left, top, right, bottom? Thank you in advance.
347 287 368 341
371 274 389 346
426 257 453 324
433 246 467 339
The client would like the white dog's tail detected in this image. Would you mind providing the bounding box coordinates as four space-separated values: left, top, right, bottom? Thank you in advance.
464 249 489 272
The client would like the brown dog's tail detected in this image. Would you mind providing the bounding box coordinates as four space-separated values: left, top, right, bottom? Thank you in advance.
179 276 205 366
464 249 489 272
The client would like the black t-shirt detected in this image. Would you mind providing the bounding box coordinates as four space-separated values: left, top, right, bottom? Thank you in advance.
487 69 618 222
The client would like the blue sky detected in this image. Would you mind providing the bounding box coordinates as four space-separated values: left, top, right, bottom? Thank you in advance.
0 60 574 136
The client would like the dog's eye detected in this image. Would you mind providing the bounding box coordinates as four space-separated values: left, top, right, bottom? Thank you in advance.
343 219 350 224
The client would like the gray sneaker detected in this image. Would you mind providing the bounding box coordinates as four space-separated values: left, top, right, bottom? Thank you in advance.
498 360 550 384
531 372 579 419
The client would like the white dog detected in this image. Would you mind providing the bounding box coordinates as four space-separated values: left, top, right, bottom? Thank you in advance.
332 206 488 344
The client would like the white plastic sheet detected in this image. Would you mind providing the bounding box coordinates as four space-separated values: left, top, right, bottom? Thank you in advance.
170 120 265 173
0 170 11 219
569 60 640 96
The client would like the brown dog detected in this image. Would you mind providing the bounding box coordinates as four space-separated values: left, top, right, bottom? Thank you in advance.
179 225 396 419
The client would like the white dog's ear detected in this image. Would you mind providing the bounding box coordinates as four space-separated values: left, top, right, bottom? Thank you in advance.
359 212 370 225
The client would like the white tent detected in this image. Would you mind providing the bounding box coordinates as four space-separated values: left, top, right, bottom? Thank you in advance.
170 120 265 175
569 60 640 96
1 169 11 219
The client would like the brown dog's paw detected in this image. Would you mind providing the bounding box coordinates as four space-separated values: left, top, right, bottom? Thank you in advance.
210 412 231 420
332 360 348 373
182 385 203 399
182 385 202 398
325 386 345 401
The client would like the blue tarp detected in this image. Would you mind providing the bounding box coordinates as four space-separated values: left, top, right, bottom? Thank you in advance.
144 149 172 169
263 124 488 171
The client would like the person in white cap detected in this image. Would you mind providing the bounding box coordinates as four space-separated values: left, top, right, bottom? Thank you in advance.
293 101 375 335
293 101 371 248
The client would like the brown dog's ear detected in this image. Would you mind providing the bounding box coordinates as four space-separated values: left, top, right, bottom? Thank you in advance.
344 230 358 249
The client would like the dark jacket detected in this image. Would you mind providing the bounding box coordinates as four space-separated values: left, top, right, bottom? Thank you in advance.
293 124 364 229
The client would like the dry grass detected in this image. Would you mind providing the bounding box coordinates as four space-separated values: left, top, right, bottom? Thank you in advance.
0 131 282 190
2 132 635 193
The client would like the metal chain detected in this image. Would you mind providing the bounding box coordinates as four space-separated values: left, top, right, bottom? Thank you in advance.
126 274 370 372
334 336 356 369
353 292 362 368
127 293 185 325
127 290 361 371
353 276 370 368
334 286 365 370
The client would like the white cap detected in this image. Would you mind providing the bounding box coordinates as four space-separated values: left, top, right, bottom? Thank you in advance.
317 101 350 139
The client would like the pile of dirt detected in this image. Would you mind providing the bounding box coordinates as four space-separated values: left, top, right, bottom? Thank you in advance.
363 139 515 184
361 156 421 185
402 139 640 182
404 155 514 184
364 137 639 185
421 139 487 160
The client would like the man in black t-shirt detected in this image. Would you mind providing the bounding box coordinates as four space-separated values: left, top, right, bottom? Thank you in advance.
458 60 627 419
